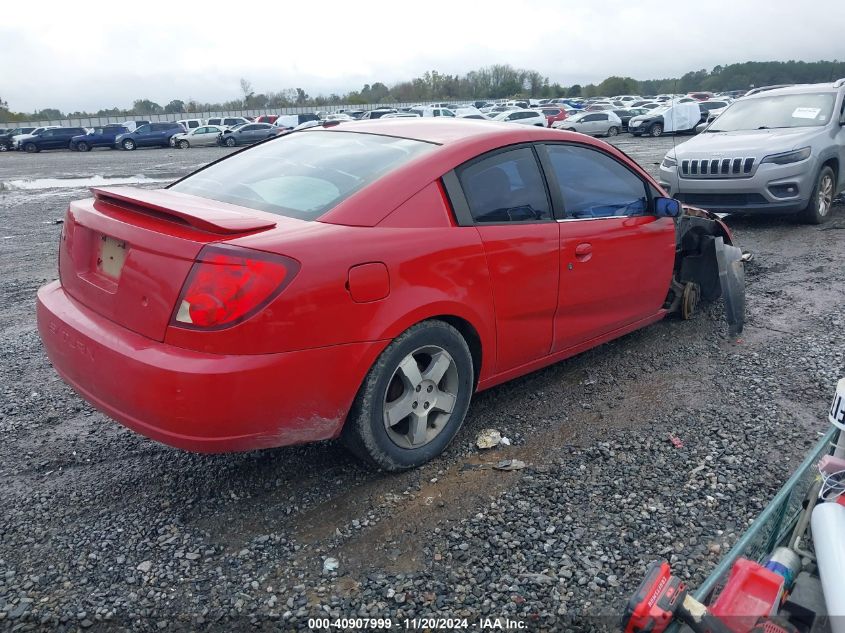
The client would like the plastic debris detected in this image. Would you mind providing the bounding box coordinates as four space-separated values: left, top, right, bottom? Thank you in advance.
494 459 526 471
476 429 502 449
499 437 512 446
322 557 339 573
669 434 684 449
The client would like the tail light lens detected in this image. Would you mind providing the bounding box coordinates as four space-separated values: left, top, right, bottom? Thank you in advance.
172 245 299 330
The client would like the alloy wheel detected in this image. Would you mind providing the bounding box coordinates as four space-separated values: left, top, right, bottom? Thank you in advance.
818 173 834 217
382 346 459 449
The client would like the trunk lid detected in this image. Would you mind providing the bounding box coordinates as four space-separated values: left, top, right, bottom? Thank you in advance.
58 187 279 342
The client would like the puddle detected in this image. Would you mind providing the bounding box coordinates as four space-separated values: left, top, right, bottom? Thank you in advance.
0 174 170 192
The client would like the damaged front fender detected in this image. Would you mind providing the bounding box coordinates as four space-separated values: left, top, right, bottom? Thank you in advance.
713 236 745 337
674 209 746 337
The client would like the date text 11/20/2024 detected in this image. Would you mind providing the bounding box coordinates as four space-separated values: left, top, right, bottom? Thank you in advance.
307 617 527 629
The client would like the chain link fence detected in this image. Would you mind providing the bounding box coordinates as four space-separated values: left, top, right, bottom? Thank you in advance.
1 101 477 129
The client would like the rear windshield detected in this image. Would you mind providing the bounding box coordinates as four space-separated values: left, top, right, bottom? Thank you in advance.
170 130 436 220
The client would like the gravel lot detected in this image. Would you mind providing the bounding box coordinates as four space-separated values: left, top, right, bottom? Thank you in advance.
1 136 843 631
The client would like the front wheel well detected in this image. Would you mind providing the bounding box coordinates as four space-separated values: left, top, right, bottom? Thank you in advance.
821 157 839 183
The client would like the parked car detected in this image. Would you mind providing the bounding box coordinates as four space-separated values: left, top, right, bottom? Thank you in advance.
338 109 366 119
255 115 279 124
170 125 226 148
687 92 715 101
552 110 623 137
274 113 320 129
70 125 129 152
659 79 845 223
697 99 731 123
176 119 203 131
491 109 547 127
218 122 275 147
11 126 61 150
323 113 354 122
540 107 569 127
359 109 398 120
115 122 183 150
611 109 636 130
585 104 614 112
206 116 250 129
0 127 35 151
36 119 745 471
628 102 702 137
408 107 457 118
18 127 88 152
379 113 421 119
120 120 151 133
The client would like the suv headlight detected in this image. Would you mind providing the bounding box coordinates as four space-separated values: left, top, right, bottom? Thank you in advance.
661 155 678 169
761 147 811 165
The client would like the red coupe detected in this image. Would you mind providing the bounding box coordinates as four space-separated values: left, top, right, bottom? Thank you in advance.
37 119 745 470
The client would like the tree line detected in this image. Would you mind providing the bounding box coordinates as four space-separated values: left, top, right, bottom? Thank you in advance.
2 59 842 121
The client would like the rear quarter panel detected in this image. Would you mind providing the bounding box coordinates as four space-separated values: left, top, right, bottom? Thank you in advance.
163 183 498 380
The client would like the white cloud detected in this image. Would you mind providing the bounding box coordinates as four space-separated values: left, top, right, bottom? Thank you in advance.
1 0 843 111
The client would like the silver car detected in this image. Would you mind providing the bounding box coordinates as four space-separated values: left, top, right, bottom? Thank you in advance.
659 80 845 223
170 125 225 148
552 111 623 137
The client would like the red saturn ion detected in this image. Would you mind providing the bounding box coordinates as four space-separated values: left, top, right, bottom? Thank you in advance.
37 119 745 471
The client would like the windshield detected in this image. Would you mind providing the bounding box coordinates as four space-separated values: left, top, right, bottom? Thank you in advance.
170 130 436 220
707 92 835 131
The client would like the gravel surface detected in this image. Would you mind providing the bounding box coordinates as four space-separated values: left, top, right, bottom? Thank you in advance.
1 136 843 631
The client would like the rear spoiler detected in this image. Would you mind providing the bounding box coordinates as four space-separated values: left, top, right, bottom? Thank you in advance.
91 186 276 235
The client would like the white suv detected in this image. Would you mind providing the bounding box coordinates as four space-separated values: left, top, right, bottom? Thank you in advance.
659 80 845 224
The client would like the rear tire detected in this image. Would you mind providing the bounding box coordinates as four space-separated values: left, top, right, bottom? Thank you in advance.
798 165 835 224
649 124 664 137
606 126 619 137
342 320 474 471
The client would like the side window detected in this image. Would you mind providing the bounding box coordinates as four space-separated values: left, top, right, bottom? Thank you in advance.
188 120 199 128
544 144 648 219
135 125 150 134
458 147 552 223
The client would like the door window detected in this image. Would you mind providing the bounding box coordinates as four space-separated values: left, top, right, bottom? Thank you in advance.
544 145 649 219
458 147 552 223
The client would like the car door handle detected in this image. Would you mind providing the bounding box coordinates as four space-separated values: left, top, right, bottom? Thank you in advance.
575 242 593 262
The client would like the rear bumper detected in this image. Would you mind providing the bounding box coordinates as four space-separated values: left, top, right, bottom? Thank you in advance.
37 281 386 453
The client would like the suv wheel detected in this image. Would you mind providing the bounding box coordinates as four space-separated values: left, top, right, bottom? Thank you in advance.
342 320 474 471
649 123 664 137
24 142 38 153
224 136 237 147
799 165 835 224
76 141 90 152
122 139 136 150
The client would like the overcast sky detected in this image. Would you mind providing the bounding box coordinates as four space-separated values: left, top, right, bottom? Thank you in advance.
2 0 843 112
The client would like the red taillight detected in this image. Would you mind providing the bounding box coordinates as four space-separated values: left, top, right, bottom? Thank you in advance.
171 245 299 330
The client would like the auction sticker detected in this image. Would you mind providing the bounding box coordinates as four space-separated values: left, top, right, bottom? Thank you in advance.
792 107 821 119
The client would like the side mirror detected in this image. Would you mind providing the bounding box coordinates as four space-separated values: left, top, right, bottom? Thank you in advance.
655 197 681 218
